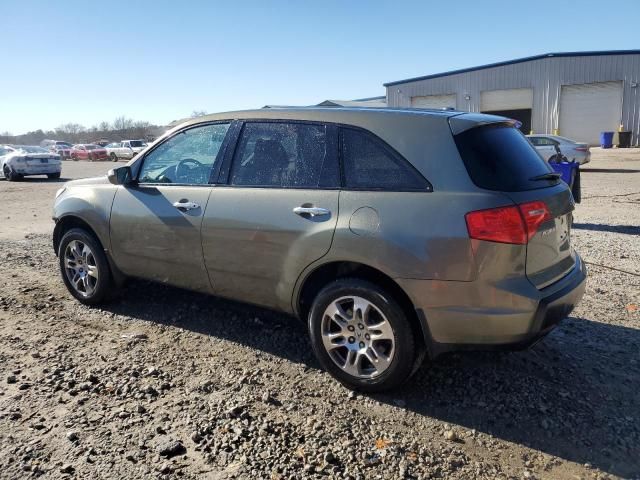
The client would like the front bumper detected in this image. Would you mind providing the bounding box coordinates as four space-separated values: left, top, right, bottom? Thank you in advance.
398 255 587 356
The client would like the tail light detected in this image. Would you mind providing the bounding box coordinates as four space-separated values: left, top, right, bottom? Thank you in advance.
574 146 589 152
466 201 552 245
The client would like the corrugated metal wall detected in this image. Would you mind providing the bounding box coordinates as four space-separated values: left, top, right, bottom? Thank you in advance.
385 54 640 145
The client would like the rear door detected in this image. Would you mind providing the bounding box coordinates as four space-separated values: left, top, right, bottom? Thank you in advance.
453 123 575 289
110 122 231 293
202 121 340 311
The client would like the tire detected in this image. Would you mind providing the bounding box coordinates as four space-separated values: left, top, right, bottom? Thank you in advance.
308 278 416 392
58 228 113 305
88 154 94 162
48 172 61 179
571 168 581 203
110 153 118 162
3 164 21 181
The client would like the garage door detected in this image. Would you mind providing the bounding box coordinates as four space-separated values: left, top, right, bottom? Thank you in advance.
481 88 533 111
411 94 456 109
559 81 623 145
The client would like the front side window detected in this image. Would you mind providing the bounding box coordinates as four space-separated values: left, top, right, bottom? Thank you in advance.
138 123 230 185
230 122 336 188
341 128 430 191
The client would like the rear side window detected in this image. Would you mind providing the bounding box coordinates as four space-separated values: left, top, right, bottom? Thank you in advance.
341 128 430 191
230 122 338 188
454 125 558 191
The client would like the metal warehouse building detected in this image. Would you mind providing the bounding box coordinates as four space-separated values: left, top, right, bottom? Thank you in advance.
384 50 640 146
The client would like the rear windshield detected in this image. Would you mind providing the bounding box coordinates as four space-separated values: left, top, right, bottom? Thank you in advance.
454 124 558 191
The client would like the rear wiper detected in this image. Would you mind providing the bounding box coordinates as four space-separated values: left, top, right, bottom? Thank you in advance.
529 172 561 181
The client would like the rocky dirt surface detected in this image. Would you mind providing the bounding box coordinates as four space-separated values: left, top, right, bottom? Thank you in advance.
0 151 638 479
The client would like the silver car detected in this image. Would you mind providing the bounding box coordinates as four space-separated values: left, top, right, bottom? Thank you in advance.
527 134 591 164
1 145 62 181
53 107 586 391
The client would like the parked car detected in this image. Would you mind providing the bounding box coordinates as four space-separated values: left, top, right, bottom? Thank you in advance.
105 142 136 162
41 139 73 150
122 140 147 155
0 144 61 181
51 144 73 160
70 144 108 161
52 108 586 391
527 134 590 164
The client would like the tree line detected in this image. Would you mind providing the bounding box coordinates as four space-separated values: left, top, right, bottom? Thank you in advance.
0 111 209 146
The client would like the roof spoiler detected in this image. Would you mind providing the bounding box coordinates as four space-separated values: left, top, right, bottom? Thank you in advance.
448 113 520 135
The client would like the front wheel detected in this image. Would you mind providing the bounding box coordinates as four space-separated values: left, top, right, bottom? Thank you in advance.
58 228 113 305
308 278 416 392
48 172 61 179
110 153 118 162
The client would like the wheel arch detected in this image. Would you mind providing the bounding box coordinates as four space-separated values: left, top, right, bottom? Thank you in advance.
295 260 430 359
53 215 103 255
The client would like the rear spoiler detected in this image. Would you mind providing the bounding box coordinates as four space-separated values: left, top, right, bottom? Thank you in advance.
448 113 520 135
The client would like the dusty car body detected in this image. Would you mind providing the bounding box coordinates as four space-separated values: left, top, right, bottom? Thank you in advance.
1 145 61 180
52 107 586 391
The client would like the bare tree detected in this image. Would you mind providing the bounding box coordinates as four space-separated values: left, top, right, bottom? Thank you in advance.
190 110 208 118
113 116 134 132
98 121 111 131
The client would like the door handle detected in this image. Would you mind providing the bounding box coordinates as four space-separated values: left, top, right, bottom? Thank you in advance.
293 206 330 217
173 200 200 211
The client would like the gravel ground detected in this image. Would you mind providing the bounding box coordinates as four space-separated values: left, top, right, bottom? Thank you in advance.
0 151 638 479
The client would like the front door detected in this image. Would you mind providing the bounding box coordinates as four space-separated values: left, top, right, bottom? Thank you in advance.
202 121 340 311
110 122 231 293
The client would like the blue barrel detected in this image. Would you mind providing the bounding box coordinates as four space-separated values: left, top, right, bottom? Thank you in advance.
550 161 577 185
600 131 614 148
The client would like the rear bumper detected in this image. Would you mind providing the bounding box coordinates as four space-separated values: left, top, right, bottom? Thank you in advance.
15 165 62 175
397 254 587 356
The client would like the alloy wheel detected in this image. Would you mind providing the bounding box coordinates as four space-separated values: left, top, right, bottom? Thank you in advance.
321 296 395 379
63 240 99 297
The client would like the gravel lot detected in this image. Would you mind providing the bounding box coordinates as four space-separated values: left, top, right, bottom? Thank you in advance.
0 151 638 479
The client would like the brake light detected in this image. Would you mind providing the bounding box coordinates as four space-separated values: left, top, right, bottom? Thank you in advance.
465 205 527 244
465 201 552 244
518 201 552 241
574 146 589 152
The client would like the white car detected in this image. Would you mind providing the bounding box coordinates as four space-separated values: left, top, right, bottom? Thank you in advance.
0 145 62 181
527 134 591 165
105 140 147 162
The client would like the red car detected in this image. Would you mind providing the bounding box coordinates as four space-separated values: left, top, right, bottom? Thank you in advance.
70 144 109 161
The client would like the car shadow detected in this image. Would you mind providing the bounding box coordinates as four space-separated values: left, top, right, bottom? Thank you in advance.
7 177 68 183
573 222 640 235
102 279 640 478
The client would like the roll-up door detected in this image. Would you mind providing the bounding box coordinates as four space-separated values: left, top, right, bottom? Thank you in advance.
410 94 456 109
559 81 623 145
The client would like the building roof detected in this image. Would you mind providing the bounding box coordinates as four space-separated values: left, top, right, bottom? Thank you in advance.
384 50 640 87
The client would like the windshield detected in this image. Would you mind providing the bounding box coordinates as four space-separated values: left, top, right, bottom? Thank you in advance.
56 142 72 147
18 146 48 153
130 140 145 147
85 145 99 150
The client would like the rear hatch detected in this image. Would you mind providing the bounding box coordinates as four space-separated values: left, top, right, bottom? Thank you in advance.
451 118 576 289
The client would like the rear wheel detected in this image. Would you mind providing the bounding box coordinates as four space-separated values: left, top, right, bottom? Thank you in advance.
48 172 61 179
308 278 416 392
110 152 118 162
3 165 22 181
58 228 113 305
88 153 94 162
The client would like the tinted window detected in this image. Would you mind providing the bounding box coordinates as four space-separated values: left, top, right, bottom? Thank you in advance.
139 123 230 185
455 125 558 191
230 122 337 188
341 128 429 191
529 137 556 146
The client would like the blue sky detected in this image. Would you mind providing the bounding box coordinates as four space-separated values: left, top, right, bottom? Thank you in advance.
1 0 638 134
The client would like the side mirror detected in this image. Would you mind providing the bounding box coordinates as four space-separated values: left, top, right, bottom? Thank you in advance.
107 166 132 185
